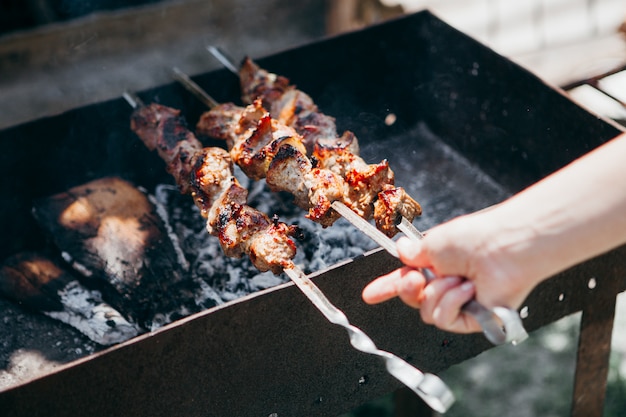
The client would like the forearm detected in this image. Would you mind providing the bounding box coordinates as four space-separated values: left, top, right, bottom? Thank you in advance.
488 133 626 287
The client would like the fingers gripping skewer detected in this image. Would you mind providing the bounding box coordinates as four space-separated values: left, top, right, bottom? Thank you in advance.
122 90 455 413
334 192 529 346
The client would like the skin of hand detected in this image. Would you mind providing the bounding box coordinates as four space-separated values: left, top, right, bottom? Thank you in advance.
363 133 626 334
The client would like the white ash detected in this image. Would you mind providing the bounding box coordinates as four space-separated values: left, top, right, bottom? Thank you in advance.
147 191 190 272
44 280 141 345
154 167 378 303
60 251 93 278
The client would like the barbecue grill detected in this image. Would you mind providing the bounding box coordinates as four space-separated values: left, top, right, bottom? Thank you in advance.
0 10 625 417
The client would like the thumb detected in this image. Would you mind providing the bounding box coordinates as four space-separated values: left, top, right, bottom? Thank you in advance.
396 237 429 268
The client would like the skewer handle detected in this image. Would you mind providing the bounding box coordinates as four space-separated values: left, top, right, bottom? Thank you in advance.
396 222 529 346
334 200 528 345
284 265 454 413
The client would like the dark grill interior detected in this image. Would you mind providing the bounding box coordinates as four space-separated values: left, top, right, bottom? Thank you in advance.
0 10 624 417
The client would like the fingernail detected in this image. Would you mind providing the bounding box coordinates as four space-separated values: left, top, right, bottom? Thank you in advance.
460 281 475 292
400 277 416 292
396 237 414 253
443 276 462 286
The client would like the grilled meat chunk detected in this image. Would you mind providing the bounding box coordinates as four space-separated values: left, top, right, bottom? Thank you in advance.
131 103 298 274
131 104 203 194
374 186 423 237
237 57 422 235
240 58 338 155
198 100 346 226
267 144 344 226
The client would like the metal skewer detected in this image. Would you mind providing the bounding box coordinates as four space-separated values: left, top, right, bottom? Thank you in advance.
283 266 454 413
207 46 239 74
204 49 528 345
171 64 528 346
206 46 425 241
171 67 219 109
123 90 455 413
335 200 528 346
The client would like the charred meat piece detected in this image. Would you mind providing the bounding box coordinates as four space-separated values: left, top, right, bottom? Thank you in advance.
313 133 394 220
197 100 346 226
131 103 299 275
197 100 306 181
240 58 338 155
129 104 202 194
240 57 291 110
374 186 423 237
197 92 419 234
237 57 422 235
267 144 343 226
0 252 140 345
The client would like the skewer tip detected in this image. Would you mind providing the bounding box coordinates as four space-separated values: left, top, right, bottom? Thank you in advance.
169 67 219 109
206 45 239 75
122 91 143 109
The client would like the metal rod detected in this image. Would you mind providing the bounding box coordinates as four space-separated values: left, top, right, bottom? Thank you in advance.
170 64 527 345
123 91 454 411
397 216 425 239
123 91 144 109
206 46 239 74
331 201 399 257
283 266 454 413
171 67 219 109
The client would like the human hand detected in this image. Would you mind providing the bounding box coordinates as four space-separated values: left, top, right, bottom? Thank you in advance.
363 134 626 335
362 210 541 334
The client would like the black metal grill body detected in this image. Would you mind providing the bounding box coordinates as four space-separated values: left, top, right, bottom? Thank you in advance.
0 10 624 417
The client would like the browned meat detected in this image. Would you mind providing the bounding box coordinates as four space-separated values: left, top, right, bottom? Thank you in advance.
240 57 291 109
131 103 298 274
374 186 423 237
240 58 338 154
197 100 346 226
194 102 246 150
131 103 203 194
237 57 422 235
267 144 344 226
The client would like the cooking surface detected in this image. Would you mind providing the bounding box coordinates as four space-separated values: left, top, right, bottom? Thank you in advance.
0 114 511 390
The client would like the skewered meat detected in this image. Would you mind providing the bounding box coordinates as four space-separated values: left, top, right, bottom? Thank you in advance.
131 103 299 274
197 99 345 226
375 186 424 235
266 144 344 226
239 57 341 155
237 57 422 236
